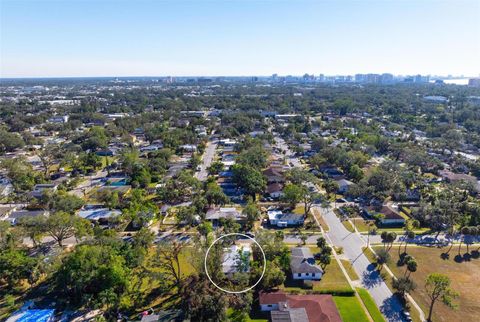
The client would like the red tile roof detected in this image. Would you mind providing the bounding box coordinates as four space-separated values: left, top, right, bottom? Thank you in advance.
259 291 342 322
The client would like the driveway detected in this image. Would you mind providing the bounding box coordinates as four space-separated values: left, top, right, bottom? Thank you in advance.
315 206 407 322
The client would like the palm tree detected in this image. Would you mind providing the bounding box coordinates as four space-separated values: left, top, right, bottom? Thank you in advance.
405 258 418 278
459 226 470 255
367 224 373 247
393 276 416 299
376 248 390 271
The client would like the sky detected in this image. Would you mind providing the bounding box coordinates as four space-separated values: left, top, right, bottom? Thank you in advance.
0 0 479 78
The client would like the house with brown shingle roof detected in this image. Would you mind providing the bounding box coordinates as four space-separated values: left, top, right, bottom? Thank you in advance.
380 205 406 226
263 167 285 184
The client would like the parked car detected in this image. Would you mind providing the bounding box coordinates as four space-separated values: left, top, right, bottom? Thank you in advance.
402 310 412 322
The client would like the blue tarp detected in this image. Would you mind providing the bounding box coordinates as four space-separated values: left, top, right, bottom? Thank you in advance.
16 310 54 322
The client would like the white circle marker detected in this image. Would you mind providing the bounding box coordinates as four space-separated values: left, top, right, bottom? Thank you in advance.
204 233 267 294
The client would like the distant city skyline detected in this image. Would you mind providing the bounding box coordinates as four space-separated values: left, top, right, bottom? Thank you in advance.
1 0 479 78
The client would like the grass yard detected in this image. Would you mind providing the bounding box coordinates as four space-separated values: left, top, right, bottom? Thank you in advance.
293 205 306 215
373 245 480 322
340 259 359 281
372 227 430 234
176 247 197 277
312 208 330 232
362 246 378 263
333 295 370 322
351 218 375 232
356 288 386 322
342 220 355 233
227 308 268 322
313 258 353 294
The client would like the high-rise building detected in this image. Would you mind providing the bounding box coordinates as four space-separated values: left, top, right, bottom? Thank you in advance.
468 78 480 87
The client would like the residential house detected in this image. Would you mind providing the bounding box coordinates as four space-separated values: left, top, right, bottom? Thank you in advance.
379 205 406 226
336 179 353 194
5 209 49 225
290 247 323 280
0 178 13 196
205 207 246 226
179 144 197 153
222 243 251 275
47 115 69 123
259 292 342 322
268 210 304 227
219 138 237 147
439 169 480 192
6 309 55 322
321 166 345 180
180 110 207 118
31 183 58 198
77 205 121 225
140 142 164 153
195 125 208 136
266 182 284 199
263 167 285 184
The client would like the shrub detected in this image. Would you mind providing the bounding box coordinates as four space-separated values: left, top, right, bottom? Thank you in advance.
303 280 314 289
312 288 355 296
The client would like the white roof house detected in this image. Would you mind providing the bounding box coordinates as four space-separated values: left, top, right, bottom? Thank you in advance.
267 210 304 227
222 244 251 274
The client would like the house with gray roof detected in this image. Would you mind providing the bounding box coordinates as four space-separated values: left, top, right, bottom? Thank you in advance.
205 207 246 226
290 247 323 280
5 209 49 225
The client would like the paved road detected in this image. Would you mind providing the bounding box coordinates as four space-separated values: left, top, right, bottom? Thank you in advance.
316 206 407 322
273 136 302 168
195 138 218 181
364 231 479 246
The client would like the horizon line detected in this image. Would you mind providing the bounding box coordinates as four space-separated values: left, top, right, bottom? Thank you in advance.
1 74 478 80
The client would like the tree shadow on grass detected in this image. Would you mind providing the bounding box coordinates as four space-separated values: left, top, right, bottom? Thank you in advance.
471 250 480 259
440 252 450 260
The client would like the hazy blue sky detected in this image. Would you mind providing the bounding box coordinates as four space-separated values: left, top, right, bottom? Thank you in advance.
1 0 479 77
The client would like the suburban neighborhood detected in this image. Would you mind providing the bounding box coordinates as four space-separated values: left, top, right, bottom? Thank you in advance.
1 75 480 322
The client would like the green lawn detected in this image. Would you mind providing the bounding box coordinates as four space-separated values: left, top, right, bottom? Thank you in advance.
342 220 355 233
351 218 374 232
362 246 378 263
314 258 353 294
340 259 359 281
227 308 268 322
293 205 306 215
312 208 329 232
371 227 430 234
356 288 386 322
333 295 370 322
